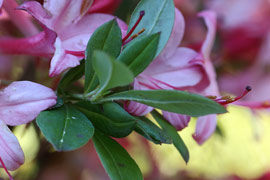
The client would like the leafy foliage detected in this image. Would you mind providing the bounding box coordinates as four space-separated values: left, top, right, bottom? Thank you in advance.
33 0 230 178
36 105 94 151
93 131 143 180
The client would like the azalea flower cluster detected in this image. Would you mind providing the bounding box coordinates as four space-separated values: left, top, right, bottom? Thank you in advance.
0 0 269 179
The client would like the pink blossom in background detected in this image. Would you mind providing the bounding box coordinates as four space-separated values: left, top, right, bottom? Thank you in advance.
0 0 126 77
207 0 270 63
0 55 12 79
219 33 270 109
0 81 56 171
0 26 57 56
18 0 127 77
0 0 56 60
2 0 38 36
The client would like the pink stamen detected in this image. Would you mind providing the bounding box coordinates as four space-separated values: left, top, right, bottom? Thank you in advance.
122 11 145 43
122 37 133 46
122 28 146 46
216 86 252 105
65 50 85 57
233 86 252 101
0 156 14 180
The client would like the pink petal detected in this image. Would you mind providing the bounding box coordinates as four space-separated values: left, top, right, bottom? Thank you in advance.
49 38 82 77
159 8 185 59
0 81 57 126
124 79 153 116
0 26 56 57
138 48 210 90
0 0 3 9
59 13 128 41
0 120 24 170
124 100 153 116
49 14 127 76
162 111 191 131
196 11 220 95
198 10 217 61
88 0 122 14
192 114 217 145
18 0 93 33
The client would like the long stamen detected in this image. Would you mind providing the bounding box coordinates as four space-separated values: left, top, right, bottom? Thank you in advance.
122 28 145 46
122 11 145 43
219 86 252 105
0 156 14 180
207 86 252 106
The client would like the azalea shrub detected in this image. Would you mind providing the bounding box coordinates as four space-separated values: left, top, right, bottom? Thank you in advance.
0 0 269 180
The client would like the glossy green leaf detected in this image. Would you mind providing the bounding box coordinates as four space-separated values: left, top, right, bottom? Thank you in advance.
99 90 227 117
58 60 85 92
92 51 134 100
36 105 94 151
85 19 122 93
135 117 172 144
151 110 189 163
75 101 136 138
93 131 143 180
127 0 174 56
118 33 160 76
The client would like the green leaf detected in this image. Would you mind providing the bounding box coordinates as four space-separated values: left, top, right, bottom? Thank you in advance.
58 60 85 92
92 51 134 100
36 105 95 151
93 131 143 180
151 110 189 163
85 19 122 93
127 0 174 56
118 33 160 77
98 90 227 117
135 117 172 144
75 101 136 138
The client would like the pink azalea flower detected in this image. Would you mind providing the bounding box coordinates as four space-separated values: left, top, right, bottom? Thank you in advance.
125 9 219 145
0 0 56 57
0 81 57 173
18 0 127 77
